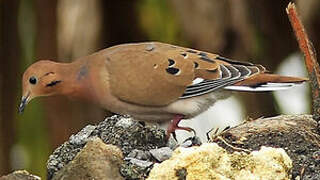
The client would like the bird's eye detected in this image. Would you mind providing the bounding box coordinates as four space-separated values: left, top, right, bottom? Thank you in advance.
29 76 37 85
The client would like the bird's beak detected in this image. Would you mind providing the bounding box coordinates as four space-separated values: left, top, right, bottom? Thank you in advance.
18 93 30 114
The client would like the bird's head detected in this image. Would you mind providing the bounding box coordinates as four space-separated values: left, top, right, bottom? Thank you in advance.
19 60 63 113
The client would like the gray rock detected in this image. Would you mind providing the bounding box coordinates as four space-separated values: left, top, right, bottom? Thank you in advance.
125 158 153 168
149 147 173 162
115 117 135 128
127 149 151 160
47 115 167 179
0 170 40 180
52 137 124 180
69 125 96 145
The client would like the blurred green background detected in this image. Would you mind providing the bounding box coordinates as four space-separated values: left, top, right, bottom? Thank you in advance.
0 0 319 178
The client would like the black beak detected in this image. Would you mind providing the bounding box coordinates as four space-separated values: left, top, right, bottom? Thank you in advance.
18 95 29 114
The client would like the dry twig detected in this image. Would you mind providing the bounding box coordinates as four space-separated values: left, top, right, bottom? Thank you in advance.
286 2 320 123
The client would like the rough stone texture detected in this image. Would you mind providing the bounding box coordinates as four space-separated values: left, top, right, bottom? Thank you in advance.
47 115 167 180
210 115 320 180
52 137 123 180
125 158 154 168
127 149 151 160
147 143 292 180
0 170 40 180
47 114 320 179
149 147 173 162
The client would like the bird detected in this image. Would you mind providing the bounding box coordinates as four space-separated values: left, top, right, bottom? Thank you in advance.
19 42 307 139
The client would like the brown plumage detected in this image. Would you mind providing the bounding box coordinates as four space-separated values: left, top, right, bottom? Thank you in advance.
19 42 307 138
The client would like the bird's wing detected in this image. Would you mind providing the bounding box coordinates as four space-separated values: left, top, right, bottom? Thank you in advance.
105 42 265 106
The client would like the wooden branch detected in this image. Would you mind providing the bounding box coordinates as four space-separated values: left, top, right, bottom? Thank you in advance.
286 2 320 123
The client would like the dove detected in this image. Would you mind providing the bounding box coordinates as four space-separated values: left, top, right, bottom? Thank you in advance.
19 42 307 138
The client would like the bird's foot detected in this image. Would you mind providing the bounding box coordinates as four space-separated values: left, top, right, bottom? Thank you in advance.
166 114 196 141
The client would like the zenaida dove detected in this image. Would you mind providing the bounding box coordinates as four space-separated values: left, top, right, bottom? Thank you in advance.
19 42 307 139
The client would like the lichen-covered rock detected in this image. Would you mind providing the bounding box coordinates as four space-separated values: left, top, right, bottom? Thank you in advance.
147 143 292 180
0 170 40 180
52 137 124 180
47 115 166 179
212 115 320 179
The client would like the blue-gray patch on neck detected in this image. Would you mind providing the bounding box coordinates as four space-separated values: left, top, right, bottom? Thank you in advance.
77 65 88 80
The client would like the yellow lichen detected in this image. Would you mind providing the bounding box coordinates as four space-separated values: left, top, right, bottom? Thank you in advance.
147 143 292 180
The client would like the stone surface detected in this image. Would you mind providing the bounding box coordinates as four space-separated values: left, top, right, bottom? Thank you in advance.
46 114 320 179
147 143 292 180
149 147 173 162
211 115 320 179
47 115 166 179
69 125 96 145
52 137 123 180
127 149 151 160
125 158 154 168
0 170 40 180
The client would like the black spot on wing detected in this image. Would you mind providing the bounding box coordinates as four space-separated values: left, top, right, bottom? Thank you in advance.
194 62 199 68
46 80 62 87
196 51 216 64
168 59 175 66
166 67 180 75
181 53 187 57
216 56 253 66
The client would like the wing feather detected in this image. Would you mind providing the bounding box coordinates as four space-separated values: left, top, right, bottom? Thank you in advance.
180 64 253 98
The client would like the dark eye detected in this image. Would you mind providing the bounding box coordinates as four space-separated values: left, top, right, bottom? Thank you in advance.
29 76 37 85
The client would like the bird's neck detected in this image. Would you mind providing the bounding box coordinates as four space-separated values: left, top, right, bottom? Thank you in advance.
56 59 97 102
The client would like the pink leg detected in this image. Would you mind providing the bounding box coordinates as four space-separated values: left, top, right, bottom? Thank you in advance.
167 115 196 140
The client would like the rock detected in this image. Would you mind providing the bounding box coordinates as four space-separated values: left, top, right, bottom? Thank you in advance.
115 117 135 128
120 160 154 180
69 125 96 145
149 147 173 162
125 158 153 168
147 143 292 180
52 137 123 180
166 136 178 150
47 115 167 179
180 136 202 148
0 170 40 180
127 149 151 160
211 115 320 178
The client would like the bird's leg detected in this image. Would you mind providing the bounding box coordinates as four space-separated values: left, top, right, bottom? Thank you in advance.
167 114 196 140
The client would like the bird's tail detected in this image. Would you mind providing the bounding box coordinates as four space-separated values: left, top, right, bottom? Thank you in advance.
224 73 308 91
